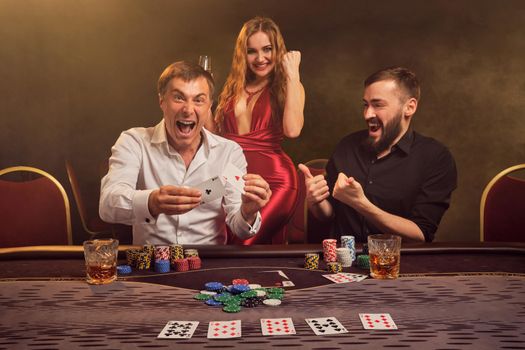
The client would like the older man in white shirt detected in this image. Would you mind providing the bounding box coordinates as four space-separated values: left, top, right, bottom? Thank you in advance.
100 61 272 245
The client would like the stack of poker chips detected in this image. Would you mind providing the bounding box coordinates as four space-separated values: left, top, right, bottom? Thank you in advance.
126 249 141 267
322 239 337 262
340 235 356 262
187 256 202 270
153 245 171 273
304 253 320 270
326 262 343 273
336 247 353 267
174 258 189 272
170 244 184 262
356 243 370 269
184 249 199 258
136 250 152 270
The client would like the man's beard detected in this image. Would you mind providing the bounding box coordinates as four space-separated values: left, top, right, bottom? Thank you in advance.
363 111 403 155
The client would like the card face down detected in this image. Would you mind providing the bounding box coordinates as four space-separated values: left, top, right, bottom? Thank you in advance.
157 321 199 339
195 176 226 204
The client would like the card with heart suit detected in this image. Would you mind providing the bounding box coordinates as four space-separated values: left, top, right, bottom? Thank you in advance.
359 313 398 330
260 318 296 336
207 320 242 339
322 273 368 284
195 176 226 204
305 317 348 335
222 163 245 193
157 321 199 339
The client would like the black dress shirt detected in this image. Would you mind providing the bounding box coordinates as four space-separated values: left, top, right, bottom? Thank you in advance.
325 129 457 242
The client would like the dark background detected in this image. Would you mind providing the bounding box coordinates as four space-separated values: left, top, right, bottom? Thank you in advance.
1 0 524 244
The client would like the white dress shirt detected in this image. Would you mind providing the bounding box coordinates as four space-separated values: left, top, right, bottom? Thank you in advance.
99 120 261 245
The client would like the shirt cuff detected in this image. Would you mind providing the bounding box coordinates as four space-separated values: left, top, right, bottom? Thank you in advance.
132 189 156 225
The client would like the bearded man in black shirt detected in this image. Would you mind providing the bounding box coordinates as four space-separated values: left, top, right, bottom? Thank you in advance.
299 67 457 242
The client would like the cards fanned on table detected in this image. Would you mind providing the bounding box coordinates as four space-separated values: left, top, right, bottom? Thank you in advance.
359 313 398 330
260 318 296 336
207 320 242 339
157 321 199 339
305 317 348 335
322 273 368 284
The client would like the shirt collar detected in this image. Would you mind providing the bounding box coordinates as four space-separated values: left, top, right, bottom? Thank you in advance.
393 128 414 155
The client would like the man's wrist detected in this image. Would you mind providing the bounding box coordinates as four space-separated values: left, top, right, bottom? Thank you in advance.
240 207 257 225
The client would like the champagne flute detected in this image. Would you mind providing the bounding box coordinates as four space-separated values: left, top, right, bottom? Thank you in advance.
198 55 212 73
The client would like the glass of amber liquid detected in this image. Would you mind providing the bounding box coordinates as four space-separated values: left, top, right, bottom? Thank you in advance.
83 239 119 285
368 234 401 279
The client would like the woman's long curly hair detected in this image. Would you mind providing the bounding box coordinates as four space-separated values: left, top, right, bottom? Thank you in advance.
214 17 287 132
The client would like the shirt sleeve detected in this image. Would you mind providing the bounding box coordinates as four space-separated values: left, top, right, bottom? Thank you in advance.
221 143 260 240
99 130 156 225
409 146 458 242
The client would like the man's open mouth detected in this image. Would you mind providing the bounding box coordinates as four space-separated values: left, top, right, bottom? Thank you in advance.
368 118 381 132
176 120 196 134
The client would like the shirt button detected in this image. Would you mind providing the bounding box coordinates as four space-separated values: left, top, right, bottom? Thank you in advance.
145 218 150 223
368 180 373 184
371 160 375 164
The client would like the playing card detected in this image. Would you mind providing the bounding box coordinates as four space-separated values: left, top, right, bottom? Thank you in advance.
282 280 295 287
222 163 245 193
322 273 367 284
305 317 348 335
157 321 199 339
359 313 398 330
195 176 226 204
260 318 296 336
207 320 242 339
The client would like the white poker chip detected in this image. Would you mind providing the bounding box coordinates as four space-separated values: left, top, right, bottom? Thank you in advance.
263 298 281 306
199 290 217 295
248 283 262 289
255 290 267 297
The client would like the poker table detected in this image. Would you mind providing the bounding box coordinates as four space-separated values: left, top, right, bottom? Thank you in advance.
1 242 524 349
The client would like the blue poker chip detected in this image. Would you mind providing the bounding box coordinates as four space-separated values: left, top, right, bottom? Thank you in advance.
117 265 132 275
231 284 250 294
154 260 170 273
205 282 224 291
205 299 223 307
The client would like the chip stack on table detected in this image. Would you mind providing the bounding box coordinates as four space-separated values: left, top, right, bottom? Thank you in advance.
174 258 189 272
170 244 184 262
136 250 152 270
125 249 140 267
327 262 343 273
336 247 353 267
356 243 370 270
304 253 320 270
187 256 202 270
322 239 337 262
184 249 199 258
340 235 356 262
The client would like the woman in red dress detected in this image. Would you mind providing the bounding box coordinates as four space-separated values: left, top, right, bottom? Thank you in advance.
212 17 305 244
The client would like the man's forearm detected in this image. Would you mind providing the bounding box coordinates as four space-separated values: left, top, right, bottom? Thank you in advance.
354 200 425 242
308 199 334 221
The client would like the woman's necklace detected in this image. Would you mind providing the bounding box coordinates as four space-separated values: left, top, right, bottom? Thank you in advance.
244 84 267 105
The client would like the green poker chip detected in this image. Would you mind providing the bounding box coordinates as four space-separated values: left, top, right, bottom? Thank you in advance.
240 290 258 298
223 298 242 306
267 293 284 300
267 288 284 294
356 255 370 269
223 304 241 313
194 293 212 300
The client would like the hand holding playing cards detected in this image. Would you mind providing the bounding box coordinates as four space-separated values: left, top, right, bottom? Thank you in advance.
148 185 201 217
298 164 329 206
332 172 368 209
240 174 272 224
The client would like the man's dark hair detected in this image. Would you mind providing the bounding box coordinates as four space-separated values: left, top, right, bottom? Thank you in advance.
364 66 420 101
157 61 214 97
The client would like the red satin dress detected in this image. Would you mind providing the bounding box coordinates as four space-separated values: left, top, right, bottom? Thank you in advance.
222 87 298 244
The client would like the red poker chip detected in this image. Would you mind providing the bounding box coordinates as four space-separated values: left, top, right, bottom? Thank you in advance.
232 278 249 285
